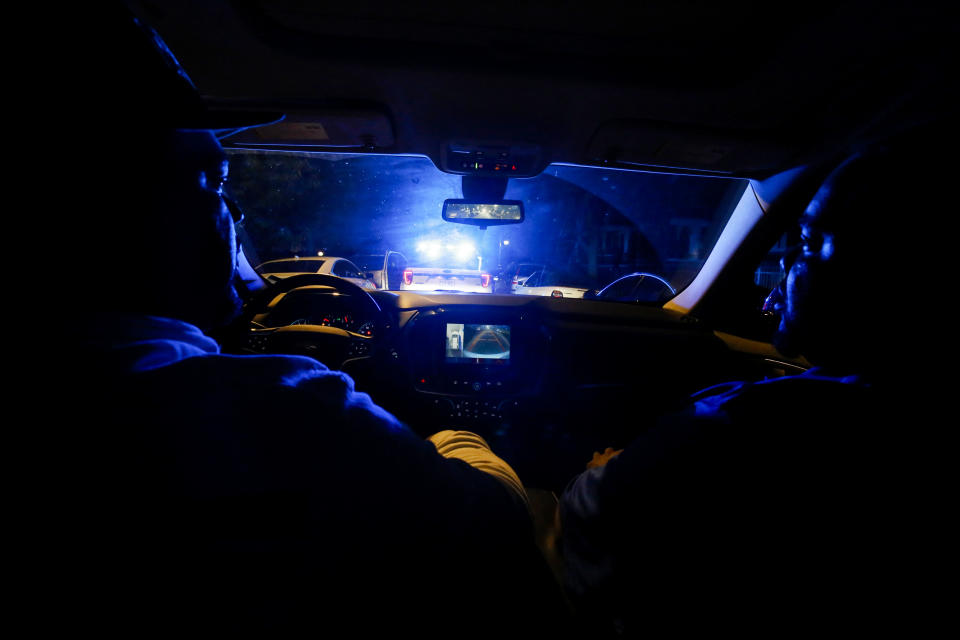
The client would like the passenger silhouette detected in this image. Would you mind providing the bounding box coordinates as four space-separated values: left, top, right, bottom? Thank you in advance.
559 140 944 636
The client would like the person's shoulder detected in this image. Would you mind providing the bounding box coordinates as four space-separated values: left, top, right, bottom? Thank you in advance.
669 370 875 436
163 350 330 387
744 370 872 403
153 350 368 415
701 369 869 405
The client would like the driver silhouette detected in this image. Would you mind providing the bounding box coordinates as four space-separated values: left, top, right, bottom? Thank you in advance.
53 9 568 636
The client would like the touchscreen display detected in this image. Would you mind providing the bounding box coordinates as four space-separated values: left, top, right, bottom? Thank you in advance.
445 323 510 364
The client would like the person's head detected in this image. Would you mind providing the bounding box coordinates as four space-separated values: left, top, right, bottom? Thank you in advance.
772 138 940 377
91 128 241 329
61 9 281 330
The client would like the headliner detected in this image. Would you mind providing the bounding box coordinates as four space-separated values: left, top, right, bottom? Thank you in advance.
127 1 952 178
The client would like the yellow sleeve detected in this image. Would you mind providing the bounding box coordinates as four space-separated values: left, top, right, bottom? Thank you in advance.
427 430 530 510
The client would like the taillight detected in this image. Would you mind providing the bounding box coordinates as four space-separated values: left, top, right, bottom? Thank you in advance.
481 273 491 288
403 269 413 285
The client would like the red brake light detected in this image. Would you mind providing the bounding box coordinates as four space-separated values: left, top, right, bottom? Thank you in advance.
481 273 491 288
403 269 413 285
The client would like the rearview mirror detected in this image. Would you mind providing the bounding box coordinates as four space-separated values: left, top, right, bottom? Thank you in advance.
442 200 524 227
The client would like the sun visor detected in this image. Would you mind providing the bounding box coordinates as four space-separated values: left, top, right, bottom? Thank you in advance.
220 109 395 149
585 120 792 176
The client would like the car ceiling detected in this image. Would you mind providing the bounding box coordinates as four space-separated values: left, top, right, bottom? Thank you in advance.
127 1 952 178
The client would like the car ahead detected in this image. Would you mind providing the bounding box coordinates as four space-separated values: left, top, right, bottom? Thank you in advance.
256 256 377 290
510 263 546 292
513 268 594 298
592 272 677 304
350 251 408 290
400 266 494 293
105 1 949 633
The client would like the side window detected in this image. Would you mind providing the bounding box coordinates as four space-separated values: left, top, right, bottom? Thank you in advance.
717 230 799 342
754 232 791 291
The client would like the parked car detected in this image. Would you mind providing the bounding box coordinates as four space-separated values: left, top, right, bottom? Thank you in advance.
400 266 494 293
510 263 546 292
513 269 595 298
350 251 408 290
256 256 377 290
593 272 677 304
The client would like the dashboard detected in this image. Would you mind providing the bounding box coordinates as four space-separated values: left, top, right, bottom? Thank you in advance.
236 287 798 489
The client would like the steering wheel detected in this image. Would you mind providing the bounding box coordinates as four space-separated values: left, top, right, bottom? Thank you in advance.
593 272 677 304
237 273 384 366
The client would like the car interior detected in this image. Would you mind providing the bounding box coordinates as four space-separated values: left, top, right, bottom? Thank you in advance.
123 0 948 548
124 0 950 491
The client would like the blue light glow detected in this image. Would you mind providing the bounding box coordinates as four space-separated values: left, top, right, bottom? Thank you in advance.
417 240 444 259
453 241 476 261
417 237 477 264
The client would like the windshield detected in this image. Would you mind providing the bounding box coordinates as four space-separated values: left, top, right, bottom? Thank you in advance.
227 150 747 299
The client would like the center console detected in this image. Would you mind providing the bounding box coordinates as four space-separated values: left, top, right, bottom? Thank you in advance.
402 306 548 426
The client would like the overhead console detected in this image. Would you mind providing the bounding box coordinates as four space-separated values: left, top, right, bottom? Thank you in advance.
438 141 545 178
